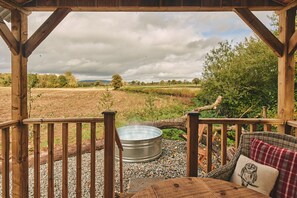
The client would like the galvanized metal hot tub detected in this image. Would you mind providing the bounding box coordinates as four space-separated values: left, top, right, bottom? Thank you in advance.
115 125 162 163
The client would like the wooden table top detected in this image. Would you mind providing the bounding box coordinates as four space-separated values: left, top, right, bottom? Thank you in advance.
131 177 269 198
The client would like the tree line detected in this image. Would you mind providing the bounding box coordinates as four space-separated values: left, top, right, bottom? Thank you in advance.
197 14 297 118
0 72 78 88
129 78 200 86
198 38 279 118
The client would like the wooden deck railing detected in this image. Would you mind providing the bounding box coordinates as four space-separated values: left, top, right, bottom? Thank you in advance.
0 111 122 197
3 111 294 197
23 117 104 198
186 113 284 176
0 120 19 198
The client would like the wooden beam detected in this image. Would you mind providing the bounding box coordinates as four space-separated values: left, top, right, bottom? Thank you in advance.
280 0 297 11
23 6 284 12
0 18 19 55
22 0 284 12
0 0 31 15
278 9 296 134
234 8 284 57
288 30 297 54
11 9 29 197
272 0 287 6
23 8 71 58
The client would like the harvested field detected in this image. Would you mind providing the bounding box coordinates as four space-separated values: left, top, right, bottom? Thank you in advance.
0 87 192 149
0 87 191 122
120 85 200 98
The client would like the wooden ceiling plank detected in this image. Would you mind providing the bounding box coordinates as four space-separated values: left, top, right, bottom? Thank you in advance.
234 8 284 57
272 0 287 6
23 8 71 58
288 30 297 54
0 0 31 15
22 5 284 12
23 0 283 11
280 0 297 11
0 18 19 55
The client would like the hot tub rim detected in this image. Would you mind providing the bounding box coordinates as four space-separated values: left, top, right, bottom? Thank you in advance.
117 125 163 141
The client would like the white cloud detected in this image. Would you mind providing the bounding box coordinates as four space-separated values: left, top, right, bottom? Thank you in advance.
0 11 274 81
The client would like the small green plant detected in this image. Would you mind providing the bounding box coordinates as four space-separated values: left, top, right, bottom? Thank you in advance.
98 88 114 111
28 74 42 118
145 94 157 120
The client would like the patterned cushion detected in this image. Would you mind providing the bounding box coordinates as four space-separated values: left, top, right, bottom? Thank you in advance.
250 138 297 198
230 155 279 196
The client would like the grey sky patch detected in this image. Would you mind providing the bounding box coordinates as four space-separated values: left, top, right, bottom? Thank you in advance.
1 11 273 81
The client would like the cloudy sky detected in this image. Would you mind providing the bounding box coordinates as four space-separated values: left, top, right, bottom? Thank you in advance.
0 11 273 82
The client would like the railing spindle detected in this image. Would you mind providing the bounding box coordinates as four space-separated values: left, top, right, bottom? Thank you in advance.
206 124 213 173
62 123 69 198
262 106 272 131
119 149 123 194
48 123 55 198
264 124 272 132
76 123 82 198
221 124 227 166
250 124 257 132
90 122 96 198
33 124 41 198
115 129 124 194
235 124 242 149
2 127 10 198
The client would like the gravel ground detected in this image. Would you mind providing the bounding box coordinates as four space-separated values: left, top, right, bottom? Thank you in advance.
1 139 204 197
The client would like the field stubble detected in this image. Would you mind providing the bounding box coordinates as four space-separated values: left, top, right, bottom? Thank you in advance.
0 87 192 149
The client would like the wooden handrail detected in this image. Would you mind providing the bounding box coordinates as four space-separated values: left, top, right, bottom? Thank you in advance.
198 118 283 125
22 117 104 124
287 120 297 128
0 120 19 129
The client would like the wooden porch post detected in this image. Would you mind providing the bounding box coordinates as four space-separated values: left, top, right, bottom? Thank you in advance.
11 9 29 198
103 111 116 198
186 112 199 177
278 8 296 134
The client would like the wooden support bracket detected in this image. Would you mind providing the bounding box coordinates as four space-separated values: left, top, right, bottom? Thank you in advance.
0 0 31 15
280 0 297 12
288 31 297 55
234 8 284 57
0 18 19 55
23 8 71 58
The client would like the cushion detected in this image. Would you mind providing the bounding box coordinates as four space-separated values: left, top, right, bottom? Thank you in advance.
250 138 297 198
230 154 279 196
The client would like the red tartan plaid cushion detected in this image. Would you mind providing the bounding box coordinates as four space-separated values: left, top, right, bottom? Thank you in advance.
250 138 297 198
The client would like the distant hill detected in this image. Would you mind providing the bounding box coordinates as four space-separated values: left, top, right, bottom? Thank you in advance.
79 80 111 84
